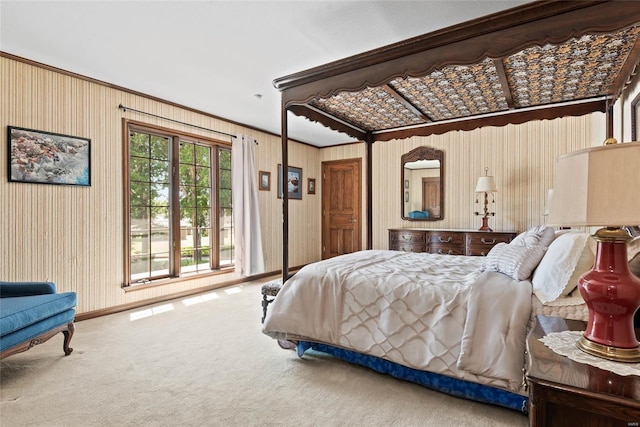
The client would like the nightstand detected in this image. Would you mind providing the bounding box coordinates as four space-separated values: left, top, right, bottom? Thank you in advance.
526 315 640 426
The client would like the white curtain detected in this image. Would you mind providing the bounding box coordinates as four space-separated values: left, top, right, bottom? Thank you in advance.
232 135 265 276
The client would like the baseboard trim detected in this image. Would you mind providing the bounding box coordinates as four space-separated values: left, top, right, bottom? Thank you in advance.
75 266 303 322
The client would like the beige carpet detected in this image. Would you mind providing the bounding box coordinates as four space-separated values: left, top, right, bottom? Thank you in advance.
1 277 528 427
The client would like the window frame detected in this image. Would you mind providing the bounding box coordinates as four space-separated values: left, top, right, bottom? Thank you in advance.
122 119 233 288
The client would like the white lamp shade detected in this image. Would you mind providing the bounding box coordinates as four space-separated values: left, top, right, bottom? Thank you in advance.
475 176 497 193
547 142 640 227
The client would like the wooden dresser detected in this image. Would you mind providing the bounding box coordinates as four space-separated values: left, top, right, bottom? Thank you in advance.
388 229 517 256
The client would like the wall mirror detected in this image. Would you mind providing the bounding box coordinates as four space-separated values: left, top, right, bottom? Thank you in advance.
401 146 444 221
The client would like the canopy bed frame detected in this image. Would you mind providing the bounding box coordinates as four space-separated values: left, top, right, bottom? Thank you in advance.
268 0 640 414
275 0 640 281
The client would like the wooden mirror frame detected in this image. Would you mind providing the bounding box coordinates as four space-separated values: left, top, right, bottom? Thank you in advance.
401 146 444 221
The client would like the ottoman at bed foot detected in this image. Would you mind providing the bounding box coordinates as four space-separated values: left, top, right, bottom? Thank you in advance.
261 278 283 323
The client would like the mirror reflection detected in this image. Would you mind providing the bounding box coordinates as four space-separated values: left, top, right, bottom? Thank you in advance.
401 146 444 221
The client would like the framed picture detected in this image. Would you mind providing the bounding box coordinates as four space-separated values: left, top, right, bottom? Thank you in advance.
8 126 91 186
308 178 316 195
259 170 270 191
404 179 410 188
404 191 409 202
277 164 302 200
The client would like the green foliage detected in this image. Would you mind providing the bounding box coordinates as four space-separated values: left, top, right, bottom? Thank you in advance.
129 131 234 278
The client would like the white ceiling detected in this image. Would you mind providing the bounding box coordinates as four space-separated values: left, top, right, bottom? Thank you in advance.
0 0 529 147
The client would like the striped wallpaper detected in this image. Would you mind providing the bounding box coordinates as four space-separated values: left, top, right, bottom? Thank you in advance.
2 54 634 316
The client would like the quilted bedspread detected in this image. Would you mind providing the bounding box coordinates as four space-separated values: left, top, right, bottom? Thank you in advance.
262 250 532 393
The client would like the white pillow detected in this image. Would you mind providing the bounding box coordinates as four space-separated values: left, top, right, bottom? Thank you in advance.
482 243 547 281
532 232 594 303
511 225 555 248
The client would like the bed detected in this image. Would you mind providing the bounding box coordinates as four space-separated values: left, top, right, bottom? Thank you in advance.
263 227 593 412
265 1 640 414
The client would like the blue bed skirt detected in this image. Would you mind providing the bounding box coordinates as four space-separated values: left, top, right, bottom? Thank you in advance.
297 341 529 414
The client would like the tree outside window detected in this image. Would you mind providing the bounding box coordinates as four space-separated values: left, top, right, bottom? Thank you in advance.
126 124 233 285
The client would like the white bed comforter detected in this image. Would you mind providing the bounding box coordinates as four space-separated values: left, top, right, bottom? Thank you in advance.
262 250 532 393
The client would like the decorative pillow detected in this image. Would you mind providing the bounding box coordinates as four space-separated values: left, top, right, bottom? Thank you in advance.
510 225 555 248
482 243 547 281
531 232 593 303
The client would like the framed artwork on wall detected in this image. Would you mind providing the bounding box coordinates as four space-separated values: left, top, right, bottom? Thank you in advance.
259 170 270 191
308 178 316 194
277 164 302 200
8 126 91 186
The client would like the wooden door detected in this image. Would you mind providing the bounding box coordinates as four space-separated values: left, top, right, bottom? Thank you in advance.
422 177 441 216
322 159 362 259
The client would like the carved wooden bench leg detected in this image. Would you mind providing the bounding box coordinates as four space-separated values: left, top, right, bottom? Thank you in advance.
62 322 74 356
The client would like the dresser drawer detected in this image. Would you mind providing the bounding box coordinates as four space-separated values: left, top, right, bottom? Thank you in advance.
427 231 465 246
428 245 465 256
466 232 516 256
466 246 493 257
389 230 426 245
466 232 514 247
392 242 427 253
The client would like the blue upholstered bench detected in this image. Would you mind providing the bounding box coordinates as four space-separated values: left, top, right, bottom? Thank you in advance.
0 281 77 359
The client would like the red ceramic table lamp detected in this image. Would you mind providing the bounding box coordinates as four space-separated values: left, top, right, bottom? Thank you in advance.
548 141 640 362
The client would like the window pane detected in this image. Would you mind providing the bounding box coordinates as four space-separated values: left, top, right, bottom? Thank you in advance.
150 159 170 183
219 189 231 208
131 207 150 231
151 206 169 228
181 227 194 250
181 249 195 268
195 166 209 186
151 184 170 206
180 164 195 186
150 136 169 160
219 149 231 169
151 229 170 253
130 157 149 181
195 145 210 167
220 206 233 265
197 247 210 266
196 187 210 206
130 182 150 207
196 210 210 228
131 255 150 280
180 142 194 164
219 169 231 189
180 186 196 207
151 254 170 274
130 133 149 157
197 228 210 249
131 232 149 257
181 208 195 228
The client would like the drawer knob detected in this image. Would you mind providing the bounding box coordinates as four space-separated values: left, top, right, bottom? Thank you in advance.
402 235 413 241
438 249 454 255
481 238 496 245
438 237 453 243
